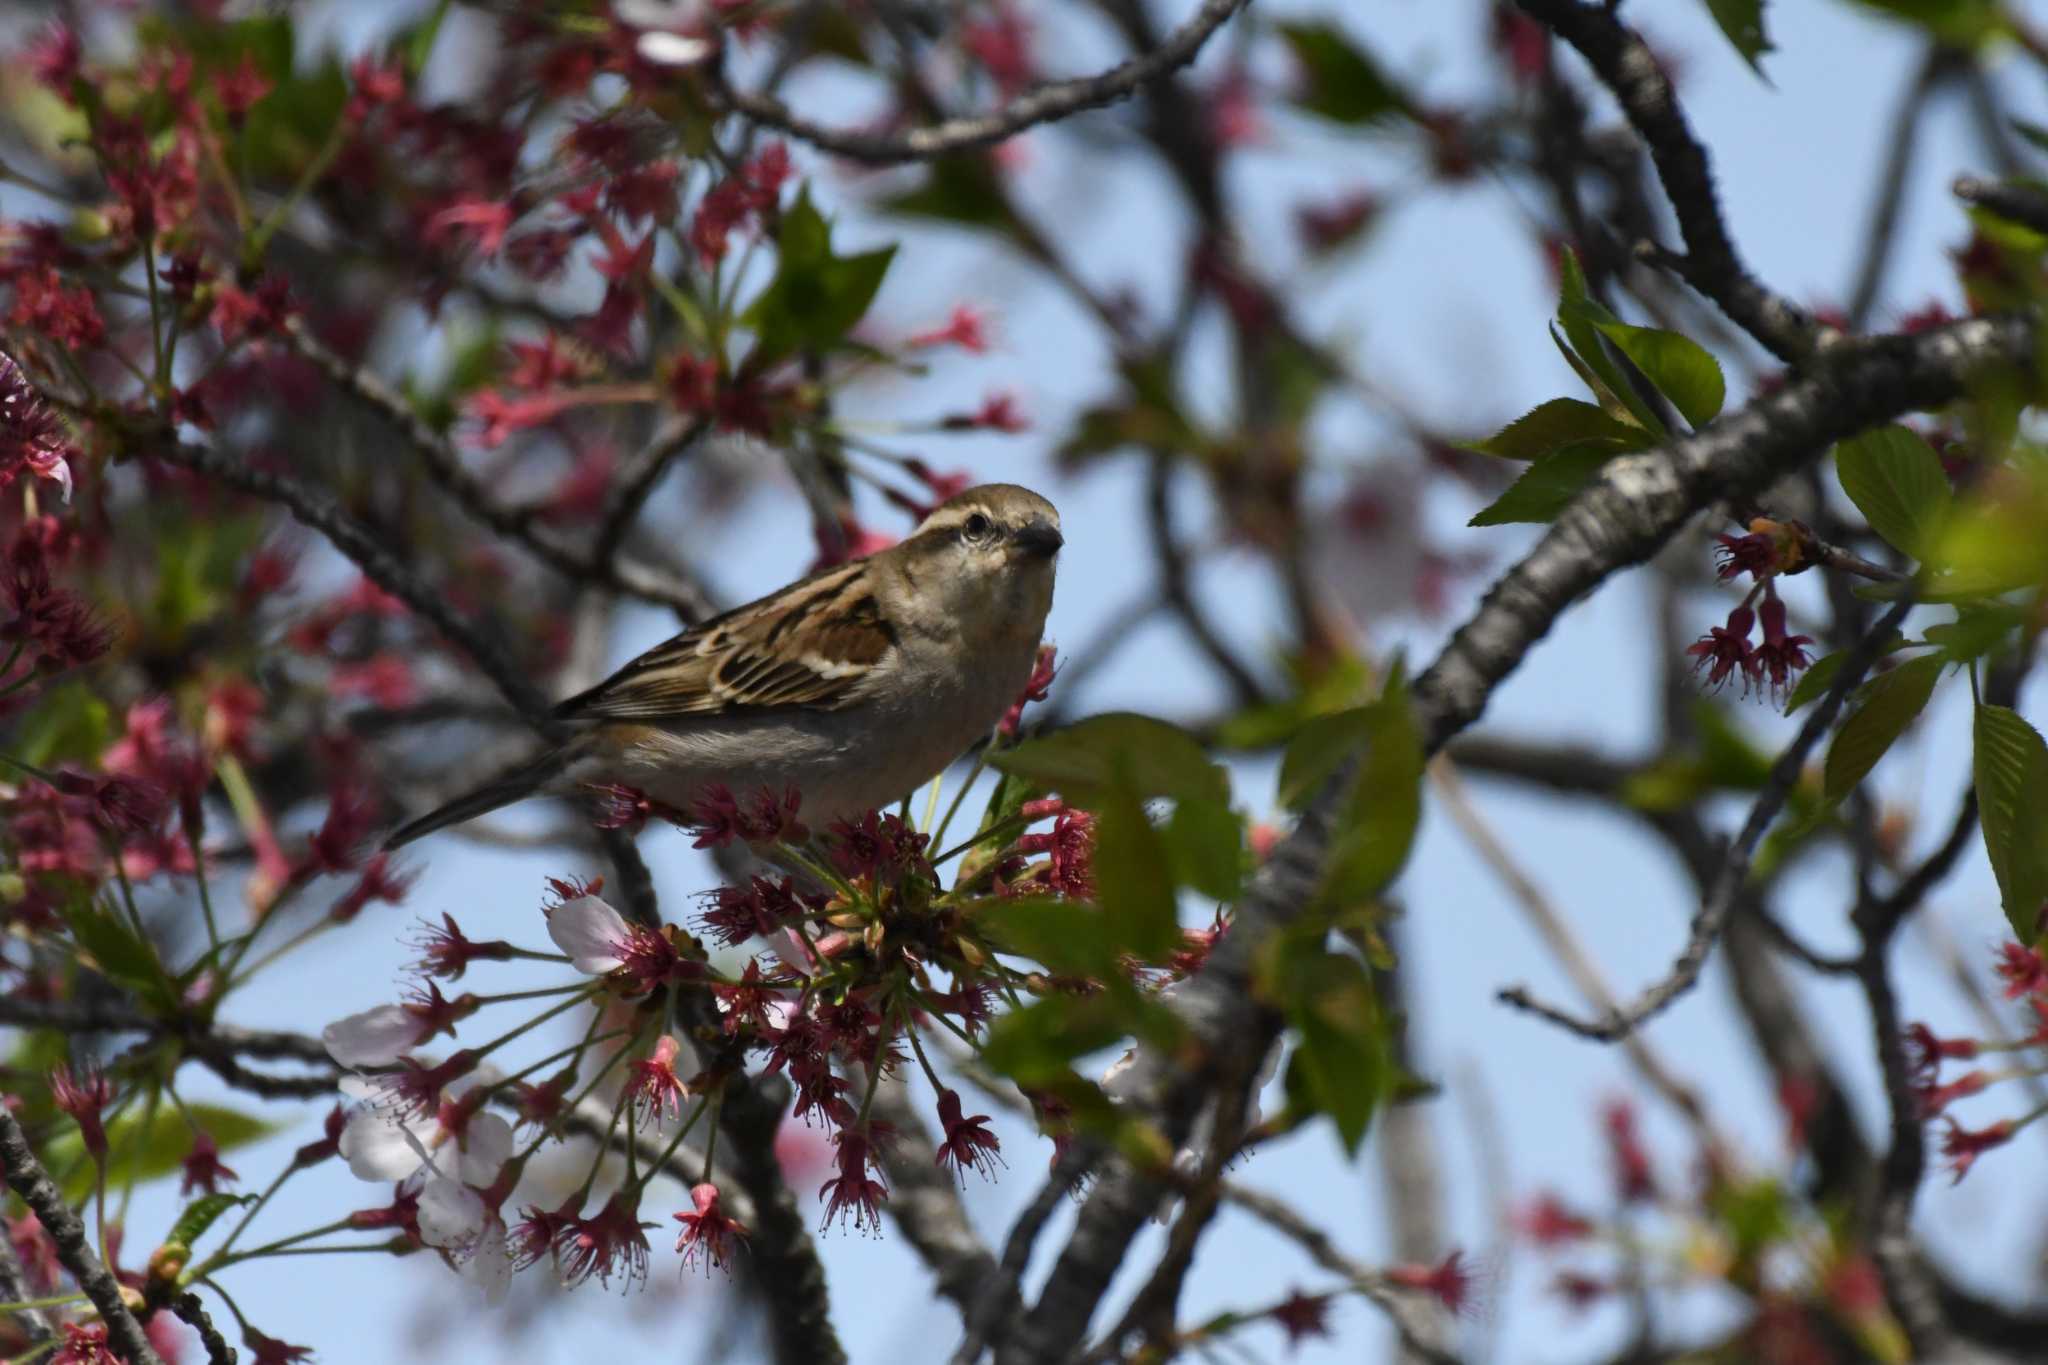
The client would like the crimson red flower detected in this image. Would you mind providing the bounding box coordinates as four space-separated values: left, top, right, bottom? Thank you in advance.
1713 529 1782 581
213 53 272 125
1754 594 1814 699
1015 806 1095 900
999 644 1059 737
1386 1248 1483 1318
626 1035 689 1128
1916 1069 1988 1118
423 195 519 259
50 771 166 836
1268 1289 1333 1348
933 1089 1003 1185
1685 603 1760 694
179 1129 240 1196
242 1329 313 1365
330 852 417 924
908 303 990 353
1940 1115 2015 1183
556 1189 653 1289
818 1128 889 1234
50 1321 117 1365
673 1182 747 1274
50 1062 112 1159
1516 1191 1594 1245
1903 1022 1979 1080
699 875 814 947
960 5 1035 96
347 1186 422 1238
464 389 574 448
1295 187 1380 254
292 1105 347 1169
684 783 808 848
1600 1099 1655 1202
407 913 517 980
687 143 790 264
1993 941 2048 999
8 269 103 351
712 958 781 1037
362 1049 481 1122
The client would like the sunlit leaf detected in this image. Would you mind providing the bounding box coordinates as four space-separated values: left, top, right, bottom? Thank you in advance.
1467 445 1614 526
1590 320 1727 428
1834 426 1951 560
1464 397 1649 461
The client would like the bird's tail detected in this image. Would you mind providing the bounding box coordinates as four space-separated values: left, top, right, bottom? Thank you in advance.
383 748 572 850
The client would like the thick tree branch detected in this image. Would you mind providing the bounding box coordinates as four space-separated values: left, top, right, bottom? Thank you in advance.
1517 0 1821 361
1000 315 2034 1362
0 1108 165 1365
712 0 1251 164
1953 175 2048 236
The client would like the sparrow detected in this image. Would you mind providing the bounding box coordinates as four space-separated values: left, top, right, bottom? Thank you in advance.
383 484 1062 849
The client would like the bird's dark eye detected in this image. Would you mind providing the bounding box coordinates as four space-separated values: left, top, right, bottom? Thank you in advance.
963 512 993 540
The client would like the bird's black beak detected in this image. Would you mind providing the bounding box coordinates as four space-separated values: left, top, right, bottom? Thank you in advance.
1011 519 1064 560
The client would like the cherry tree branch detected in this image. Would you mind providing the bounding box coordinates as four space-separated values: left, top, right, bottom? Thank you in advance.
0 1108 165 1365
1952 174 2048 234
1496 594 1914 1040
1515 0 1821 361
998 314 2034 1362
712 0 1251 164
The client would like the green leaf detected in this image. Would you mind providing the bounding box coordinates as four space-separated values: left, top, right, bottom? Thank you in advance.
980 982 1180 1085
1467 444 1614 526
1925 605 2025 664
990 713 1228 806
1093 789 1182 961
1166 798 1244 902
742 188 895 367
1783 651 1846 716
9 683 113 768
63 899 177 1012
51 1103 277 1202
403 0 455 76
1555 250 1664 435
1834 426 1952 559
1703 0 1774 73
879 154 1016 233
1823 654 1944 800
166 1192 255 1251
1276 23 1411 125
1464 397 1649 461
1973 704 2048 943
1269 947 1391 1153
1846 0 2007 47
976 897 1128 978
1278 707 1374 811
1317 673 1424 909
1590 320 1727 428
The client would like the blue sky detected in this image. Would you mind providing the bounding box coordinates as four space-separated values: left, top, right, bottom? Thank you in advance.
64 2 2048 1361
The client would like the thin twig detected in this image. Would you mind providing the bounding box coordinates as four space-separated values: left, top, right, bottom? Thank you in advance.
712 0 1251 164
1497 596 1914 1040
1953 175 2048 234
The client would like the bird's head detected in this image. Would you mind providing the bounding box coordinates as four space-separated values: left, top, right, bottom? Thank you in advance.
882 483 1061 642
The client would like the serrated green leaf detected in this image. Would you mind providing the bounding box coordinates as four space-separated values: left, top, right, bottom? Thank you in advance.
1276 23 1411 125
1704 0 1774 73
1823 654 1944 800
1317 674 1424 909
1590 320 1727 428
1925 606 2024 664
1835 426 1952 559
1278 706 1374 811
990 713 1227 805
1556 249 1665 435
166 1192 255 1250
1973 704 2048 943
1464 397 1650 461
743 188 895 367
1467 444 1614 526
1166 798 1244 902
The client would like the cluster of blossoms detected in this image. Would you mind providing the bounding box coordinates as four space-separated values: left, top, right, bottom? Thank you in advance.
1686 518 1816 704
1907 940 2048 1182
305 651 1252 1301
1515 1099 1909 1356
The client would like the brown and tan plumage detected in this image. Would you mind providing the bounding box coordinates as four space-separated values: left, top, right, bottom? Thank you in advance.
383 484 1061 849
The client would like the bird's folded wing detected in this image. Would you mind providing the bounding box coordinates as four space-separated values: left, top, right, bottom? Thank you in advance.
552 562 898 721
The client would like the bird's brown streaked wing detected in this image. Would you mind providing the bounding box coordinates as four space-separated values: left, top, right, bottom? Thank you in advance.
552 563 893 721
